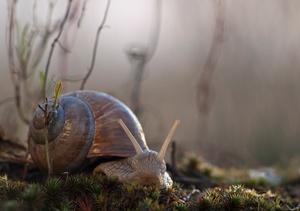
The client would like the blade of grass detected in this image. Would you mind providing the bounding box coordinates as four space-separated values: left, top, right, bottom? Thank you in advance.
52 79 62 109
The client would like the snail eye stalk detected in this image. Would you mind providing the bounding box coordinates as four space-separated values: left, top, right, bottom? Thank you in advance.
118 119 143 155
157 120 180 161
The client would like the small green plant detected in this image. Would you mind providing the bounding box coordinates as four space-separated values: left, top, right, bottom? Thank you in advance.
37 80 63 180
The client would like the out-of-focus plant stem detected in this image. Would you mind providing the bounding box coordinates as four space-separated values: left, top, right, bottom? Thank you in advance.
80 0 111 90
77 0 90 28
43 0 73 99
7 0 30 125
196 0 226 149
44 127 51 177
128 0 162 118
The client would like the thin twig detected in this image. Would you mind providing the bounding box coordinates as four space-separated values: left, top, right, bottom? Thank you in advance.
77 0 90 28
196 0 225 148
57 0 82 91
43 0 73 99
6 0 30 124
130 60 145 116
0 155 33 164
37 96 58 181
32 0 38 29
46 160 53 182
127 0 162 117
44 127 51 176
171 141 176 169
80 0 111 90
22 151 30 180
145 0 162 63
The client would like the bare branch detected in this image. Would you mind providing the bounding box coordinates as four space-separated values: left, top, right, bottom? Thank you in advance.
7 0 18 87
196 0 226 148
145 0 162 63
80 0 111 90
0 155 33 164
6 0 30 124
57 0 82 91
43 0 73 99
16 86 30 124
197 0 225 115
77 0 90 28
126 0 162 118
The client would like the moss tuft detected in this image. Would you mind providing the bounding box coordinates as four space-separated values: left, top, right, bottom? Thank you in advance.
22 183 46 210
0 174 297 210
187 184 283 210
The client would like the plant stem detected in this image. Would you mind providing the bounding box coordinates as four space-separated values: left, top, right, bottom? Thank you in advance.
80 0 111 90
43 0 73 99
44 127 51 175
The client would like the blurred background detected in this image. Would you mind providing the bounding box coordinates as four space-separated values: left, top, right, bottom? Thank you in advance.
1 0 300 168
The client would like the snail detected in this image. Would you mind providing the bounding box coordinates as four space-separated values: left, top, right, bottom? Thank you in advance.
28 90 180 188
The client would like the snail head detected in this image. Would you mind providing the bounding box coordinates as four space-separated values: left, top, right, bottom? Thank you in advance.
117 119 180 187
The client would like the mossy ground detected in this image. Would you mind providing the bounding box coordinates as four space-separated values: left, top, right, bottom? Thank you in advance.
1 156 299 211
0 174 286 211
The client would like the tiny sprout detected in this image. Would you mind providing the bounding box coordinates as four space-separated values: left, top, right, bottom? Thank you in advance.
52 79 63 109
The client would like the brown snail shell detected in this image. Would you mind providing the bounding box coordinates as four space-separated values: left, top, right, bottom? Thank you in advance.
28 90 148 174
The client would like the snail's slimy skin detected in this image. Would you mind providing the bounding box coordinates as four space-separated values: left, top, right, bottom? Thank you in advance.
93 150 173 188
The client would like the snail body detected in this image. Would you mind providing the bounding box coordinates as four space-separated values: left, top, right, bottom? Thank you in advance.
28 90 179 188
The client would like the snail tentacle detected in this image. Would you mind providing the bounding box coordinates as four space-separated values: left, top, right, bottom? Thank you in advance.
157 119 180 161
117 119 143 155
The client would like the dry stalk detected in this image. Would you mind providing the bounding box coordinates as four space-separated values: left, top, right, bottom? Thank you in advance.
43 0 73 99
80 0 111 90
127 0 162 118
196 0 226 148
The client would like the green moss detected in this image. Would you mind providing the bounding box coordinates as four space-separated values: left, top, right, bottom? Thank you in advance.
2 200 22 211
188 184 282 210
186 156 200 170
0 175 26 201
0 174 296 210
22 184 46 210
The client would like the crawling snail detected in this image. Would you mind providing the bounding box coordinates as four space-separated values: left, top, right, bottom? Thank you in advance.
28 91 180 188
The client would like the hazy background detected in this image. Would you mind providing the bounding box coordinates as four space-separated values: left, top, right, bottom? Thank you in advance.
1 0 300 167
